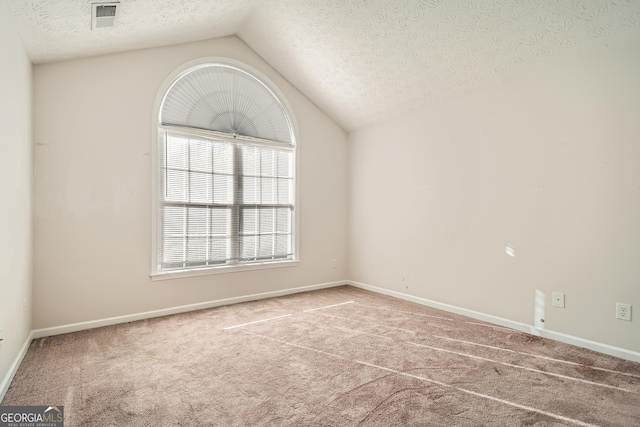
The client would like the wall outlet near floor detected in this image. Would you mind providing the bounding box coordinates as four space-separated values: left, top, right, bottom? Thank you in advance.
331 259 337 268
552 292 565 308
23 299 28 318
616 303 632 321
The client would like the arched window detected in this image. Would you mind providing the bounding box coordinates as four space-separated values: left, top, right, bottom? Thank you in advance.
151 59 297 278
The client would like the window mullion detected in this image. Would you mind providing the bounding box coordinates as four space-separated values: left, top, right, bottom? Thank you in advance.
230 143 241 264
184 139 190 269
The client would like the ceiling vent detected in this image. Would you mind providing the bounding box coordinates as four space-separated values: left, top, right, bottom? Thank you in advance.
92 2 119 29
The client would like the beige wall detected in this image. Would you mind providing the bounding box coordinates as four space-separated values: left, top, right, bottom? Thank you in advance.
33 36 348 329
0 0 33 389
348 43 640 352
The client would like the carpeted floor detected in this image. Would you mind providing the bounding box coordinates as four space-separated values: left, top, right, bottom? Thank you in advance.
3 285 640 426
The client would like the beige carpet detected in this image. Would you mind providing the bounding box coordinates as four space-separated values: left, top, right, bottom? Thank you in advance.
3 286 640 426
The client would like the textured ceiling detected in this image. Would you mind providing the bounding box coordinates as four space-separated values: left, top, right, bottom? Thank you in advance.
6 0 640 131
5 0 259 63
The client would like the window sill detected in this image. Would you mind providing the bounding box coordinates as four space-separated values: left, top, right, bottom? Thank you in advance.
150 259 301 281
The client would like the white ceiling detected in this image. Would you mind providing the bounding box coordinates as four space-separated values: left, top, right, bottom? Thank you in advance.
6 0 640 131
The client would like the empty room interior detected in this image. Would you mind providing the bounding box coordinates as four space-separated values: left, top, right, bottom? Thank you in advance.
1 0 640 425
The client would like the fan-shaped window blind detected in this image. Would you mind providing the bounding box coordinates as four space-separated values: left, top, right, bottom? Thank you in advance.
154 61 297 275
161 64 294 144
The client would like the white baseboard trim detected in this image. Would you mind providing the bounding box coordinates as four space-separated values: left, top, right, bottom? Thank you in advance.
347 280 640 363
347 280 535 334
32 280 347 339
0 331 34 403
540 329 640 363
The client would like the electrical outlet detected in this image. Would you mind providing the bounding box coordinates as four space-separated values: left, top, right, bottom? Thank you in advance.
552 292 565 308
23 299 27 318
616 303 632 321
331 259 337 268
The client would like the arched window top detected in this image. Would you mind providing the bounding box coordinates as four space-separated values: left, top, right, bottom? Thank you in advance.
159 63 295 145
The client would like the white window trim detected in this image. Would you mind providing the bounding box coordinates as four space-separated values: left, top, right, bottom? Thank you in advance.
150 57 300 280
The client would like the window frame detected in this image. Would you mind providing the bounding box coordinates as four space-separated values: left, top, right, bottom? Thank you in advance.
150 58 300 281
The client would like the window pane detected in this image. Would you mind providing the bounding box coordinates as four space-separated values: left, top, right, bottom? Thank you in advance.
258 235 274 258
241 145 259 175
163 237 185 263
242 176 259 204
186 237 207 263
187 207 208 235
211 208 230 236
163 206 186 236
213 174 233 204
190 139 212 172
261 178 276 204
260 208 275 233
275 235 289 256
241 208 258 235
166 135 188 169
213 142 233 175
277 178 291 204
189 171 212 203
277 150 291 178
210 237 228 262
240 235 257 259
166 169 187 201
261 148 276 177
276 208 291 234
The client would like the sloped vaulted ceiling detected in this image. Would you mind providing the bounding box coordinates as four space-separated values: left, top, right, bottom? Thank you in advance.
6 0 640 131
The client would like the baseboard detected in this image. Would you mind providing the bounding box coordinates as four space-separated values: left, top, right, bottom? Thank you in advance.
0 331 34 403
32 280 347 339
347 280 535 334
347 280 640 363
540 329 640 363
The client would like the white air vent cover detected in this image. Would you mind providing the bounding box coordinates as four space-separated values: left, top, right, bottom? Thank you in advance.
92 2 119 29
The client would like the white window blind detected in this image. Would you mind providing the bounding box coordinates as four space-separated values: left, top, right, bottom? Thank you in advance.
155 62 296 274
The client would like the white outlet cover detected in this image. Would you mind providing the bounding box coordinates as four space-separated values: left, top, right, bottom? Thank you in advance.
616 303 632 321
552 292 565 308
